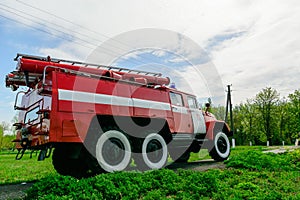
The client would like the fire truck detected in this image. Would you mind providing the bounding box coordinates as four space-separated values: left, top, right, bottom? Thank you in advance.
5 53 232 177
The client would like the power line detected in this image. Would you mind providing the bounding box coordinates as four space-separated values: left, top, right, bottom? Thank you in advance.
0 13 91 50
16 0 134 49
0 3 103 47
0 4 152 66
0 7 93 49
15 0 162 66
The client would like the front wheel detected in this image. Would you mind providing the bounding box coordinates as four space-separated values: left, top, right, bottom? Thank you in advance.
209 132 230 161
135 133 168 171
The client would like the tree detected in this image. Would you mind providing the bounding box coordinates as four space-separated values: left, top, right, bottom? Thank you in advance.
288 89 300 140
229 87 299 146
211 106 225 121
254 87 280 145
233 99 264 145
0 121 10 150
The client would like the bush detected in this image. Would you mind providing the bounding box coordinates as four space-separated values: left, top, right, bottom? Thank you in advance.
225 149 300 171
26 169 220 200
25 149 300 199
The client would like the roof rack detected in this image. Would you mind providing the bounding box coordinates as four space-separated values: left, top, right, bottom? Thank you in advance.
14 53 162 77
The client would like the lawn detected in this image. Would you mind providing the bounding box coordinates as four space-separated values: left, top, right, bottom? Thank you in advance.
1 146 299 199
26 148 300 199
0 148 212 185
0 150 56 185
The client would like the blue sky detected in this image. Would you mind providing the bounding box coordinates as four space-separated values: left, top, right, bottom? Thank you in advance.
0 0 300 126
0 17 68 124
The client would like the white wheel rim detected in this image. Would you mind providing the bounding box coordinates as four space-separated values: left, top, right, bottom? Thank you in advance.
214 132 230 158
142 133 168 169
96 130 131 172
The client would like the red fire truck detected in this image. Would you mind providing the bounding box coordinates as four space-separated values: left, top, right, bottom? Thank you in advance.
5 53 232 177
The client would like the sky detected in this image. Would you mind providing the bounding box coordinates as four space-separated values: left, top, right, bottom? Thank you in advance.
0 0 300 125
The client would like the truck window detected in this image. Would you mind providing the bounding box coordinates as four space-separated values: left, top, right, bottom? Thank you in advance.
187 96 198 109
25 106 39 123
170 92 183 106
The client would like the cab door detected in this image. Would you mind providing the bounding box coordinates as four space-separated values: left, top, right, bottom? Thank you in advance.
187 96 206 133
169 92 192 133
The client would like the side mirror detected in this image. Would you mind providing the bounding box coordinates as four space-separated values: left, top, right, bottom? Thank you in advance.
205 103 210 108
205 98 212 113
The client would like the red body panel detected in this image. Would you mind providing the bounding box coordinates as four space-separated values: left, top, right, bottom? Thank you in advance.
49 71 176 143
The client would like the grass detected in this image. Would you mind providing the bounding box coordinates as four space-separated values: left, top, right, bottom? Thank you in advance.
0 146 295 185
0 150 57 185
189 149 211 162
25 148 300 199
1 146 300 199
0 148 211 185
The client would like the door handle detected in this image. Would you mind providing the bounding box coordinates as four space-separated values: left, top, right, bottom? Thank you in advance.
172 106 178 110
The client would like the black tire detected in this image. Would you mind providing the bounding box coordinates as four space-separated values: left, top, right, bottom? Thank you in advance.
134 133 168 171
95 130 132 172
169 149 190 163
209 132 230 161
52 147 88 178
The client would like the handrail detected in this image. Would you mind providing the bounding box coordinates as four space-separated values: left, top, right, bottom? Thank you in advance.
41 65 155 88
42 65 67 86
14 91 27 110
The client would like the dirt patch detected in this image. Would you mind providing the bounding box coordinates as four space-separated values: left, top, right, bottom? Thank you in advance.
263 146 300 154
0 182 34 200
166 159 226 171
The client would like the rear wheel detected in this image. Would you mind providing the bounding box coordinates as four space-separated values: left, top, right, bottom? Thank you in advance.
95 130 132 172
134 133 168 171
52 146 88 178
209 132 230 161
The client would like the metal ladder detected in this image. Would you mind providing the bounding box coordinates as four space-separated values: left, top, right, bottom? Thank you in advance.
14 53 162 77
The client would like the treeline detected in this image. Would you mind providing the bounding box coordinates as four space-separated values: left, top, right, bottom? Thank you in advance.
213 87 300 146
0 121 15 150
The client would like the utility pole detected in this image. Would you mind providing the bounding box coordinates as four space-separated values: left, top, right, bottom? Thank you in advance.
225 85 234 132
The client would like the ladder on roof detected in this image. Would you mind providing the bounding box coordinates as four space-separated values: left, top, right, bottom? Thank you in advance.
14 53 162 77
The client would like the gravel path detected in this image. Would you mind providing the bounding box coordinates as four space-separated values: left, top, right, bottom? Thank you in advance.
166 159 226 171
0 182 34 200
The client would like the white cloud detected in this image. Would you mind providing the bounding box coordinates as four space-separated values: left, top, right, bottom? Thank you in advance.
152 50 166 57
1 0 299 106
211 2 300 103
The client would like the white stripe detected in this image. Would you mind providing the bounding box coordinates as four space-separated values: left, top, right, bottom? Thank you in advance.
132 98 171 111
58 89 171 111
171 105 189 114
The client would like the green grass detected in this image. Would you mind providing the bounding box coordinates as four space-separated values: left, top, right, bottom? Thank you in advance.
189 149 211 162
0 150 57 185
0 146 295 185
26 148 300 200
1 146 300 199
0 149 210 185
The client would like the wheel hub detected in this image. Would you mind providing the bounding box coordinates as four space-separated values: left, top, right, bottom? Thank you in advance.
146 139 163 163
102 138 125 166
217 136 228 154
